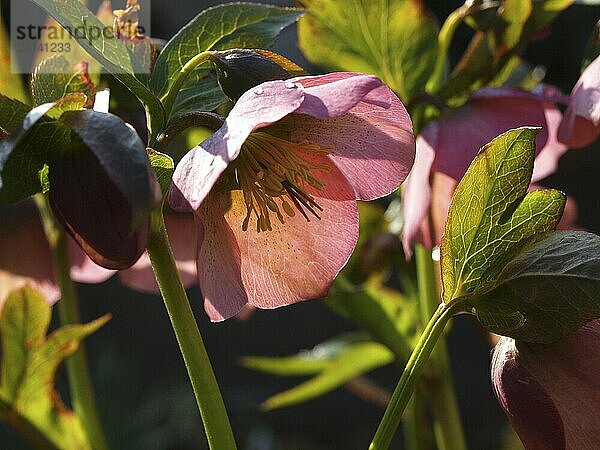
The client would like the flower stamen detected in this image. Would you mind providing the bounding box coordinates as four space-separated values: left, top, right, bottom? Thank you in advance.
227 131 331 232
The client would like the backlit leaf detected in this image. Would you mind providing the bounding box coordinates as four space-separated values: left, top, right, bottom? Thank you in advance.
441 127 566 304
151 3 303 99
298 0 439 101
0 286 109 449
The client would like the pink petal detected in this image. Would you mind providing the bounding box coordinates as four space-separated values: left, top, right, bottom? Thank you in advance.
197 154 359 321
292 73 415 200
558 55 600 148
431 88 558 181
169 81 305 211
401 125 437 257
196 196 248 322
294 73 389 119
120 214 198 293
531 106 568 183
0 202 59 306
68 238 115 283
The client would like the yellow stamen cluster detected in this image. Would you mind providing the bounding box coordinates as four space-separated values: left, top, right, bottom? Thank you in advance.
228 132 331 232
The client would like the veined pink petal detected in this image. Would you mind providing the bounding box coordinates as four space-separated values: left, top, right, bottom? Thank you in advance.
196 196 248 322
292 73 415 200
120 214 198 293
169 81 305 211
558 55 600 148
68 238 115 283
431 88 556 181
197 154 359 321
401 125 437 257
294 73 388 119
0 202 59 306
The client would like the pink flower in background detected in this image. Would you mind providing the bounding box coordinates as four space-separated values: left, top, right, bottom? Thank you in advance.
402 86 571 257
0 201 113 308
491 321 600 449
169 72 415 321
558 55 600 148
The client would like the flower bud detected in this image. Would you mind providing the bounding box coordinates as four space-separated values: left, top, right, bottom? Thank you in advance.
491 322 600 449
210 49 294 101
49 110 160 270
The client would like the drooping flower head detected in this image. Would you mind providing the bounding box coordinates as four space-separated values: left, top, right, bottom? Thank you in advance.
558 55 600 148
492 321 600 449
402 86 570 256
169 72 415 321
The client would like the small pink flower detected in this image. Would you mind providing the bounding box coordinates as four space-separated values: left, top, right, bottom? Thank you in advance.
402 86 570 257
491 321 600 449
558 55 600 148
0 201 113 308
167 72 415 321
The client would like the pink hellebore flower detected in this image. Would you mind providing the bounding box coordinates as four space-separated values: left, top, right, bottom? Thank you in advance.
169 72 415 321
558 55 600 148
402 86 570 256
491 321 600 449
0 201 113 308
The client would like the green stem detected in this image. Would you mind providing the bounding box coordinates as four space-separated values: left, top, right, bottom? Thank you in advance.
146 208 237 450
415 245 466 450
369 300 460 450
159 51 216 121
34 195 108 450
425 5 469 94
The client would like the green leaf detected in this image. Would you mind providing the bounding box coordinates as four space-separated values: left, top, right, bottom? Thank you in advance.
441 127 566 305
0 14 27 102
171 75 230 118
438 0 533 100
0 95 31 133
31 55 96 106
473 231 600 343
248 339 394 410
298 0 439 101
147 148 174 195
0 286 109 450
529 0 574 30
29 0 165 133
327 278 417 361
0 94 86 204
150 3 303 99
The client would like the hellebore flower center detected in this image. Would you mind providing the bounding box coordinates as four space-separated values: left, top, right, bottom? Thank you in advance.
220 128 332 232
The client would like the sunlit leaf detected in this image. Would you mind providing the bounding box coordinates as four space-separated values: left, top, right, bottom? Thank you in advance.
0 94 86 204
31 55 96 106
147 148 174 195
150 3 303 99
441 127 566 304
472 231 600 343
246 338 393 410
0 286 109 450
29 0 165 133
298 0 439 101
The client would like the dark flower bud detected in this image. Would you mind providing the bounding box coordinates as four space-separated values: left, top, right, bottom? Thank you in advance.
49 110 160 270
210 49 294 101
491 323 600 449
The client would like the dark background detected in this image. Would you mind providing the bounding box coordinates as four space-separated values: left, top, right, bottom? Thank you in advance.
1 1 599 449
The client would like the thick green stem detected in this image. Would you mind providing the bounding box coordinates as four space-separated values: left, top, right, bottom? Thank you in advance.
34 195 108 450
369 300 460 450
415 245 466 450
160 51 216 121
146 208 237 450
